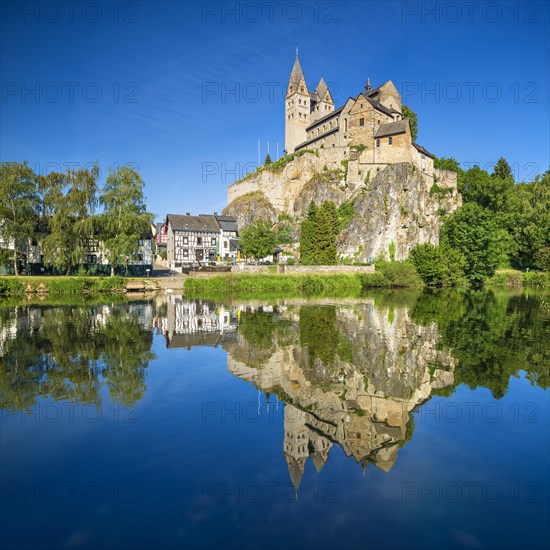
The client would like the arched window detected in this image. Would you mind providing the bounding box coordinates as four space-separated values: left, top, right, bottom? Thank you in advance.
359 118 365 126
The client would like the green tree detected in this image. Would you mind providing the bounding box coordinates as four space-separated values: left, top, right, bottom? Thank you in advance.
239 220 277 261
441 203 508 285
0 161 39 275
459 165 513 213
41 164 100 274
492 157 513 181
505 173 550 269
264 153 272 165
100 165 152 275
314 201 339 265
337 200 355 231
306 200 318 220
299 219 316 265
402 105 418 142
409 243 465 286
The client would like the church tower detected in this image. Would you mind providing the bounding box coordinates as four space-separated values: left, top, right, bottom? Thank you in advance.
285 51 311 154
310 77 334 124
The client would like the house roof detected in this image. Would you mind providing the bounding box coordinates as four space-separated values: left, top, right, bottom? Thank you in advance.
374 119 409 138
167 214 219 233
215 215 238 232
413 143 436 159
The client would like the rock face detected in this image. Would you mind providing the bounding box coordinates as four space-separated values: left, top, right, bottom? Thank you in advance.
223 150 461 261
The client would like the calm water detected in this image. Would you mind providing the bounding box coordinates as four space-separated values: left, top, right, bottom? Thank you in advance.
1 291 548 550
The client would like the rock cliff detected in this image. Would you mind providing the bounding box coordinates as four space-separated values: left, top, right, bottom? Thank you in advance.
223 150 461 261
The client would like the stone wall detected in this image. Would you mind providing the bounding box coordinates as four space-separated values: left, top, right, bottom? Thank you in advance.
232 264 375 275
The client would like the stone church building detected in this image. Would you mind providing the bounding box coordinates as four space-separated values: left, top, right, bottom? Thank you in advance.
285 53 434 172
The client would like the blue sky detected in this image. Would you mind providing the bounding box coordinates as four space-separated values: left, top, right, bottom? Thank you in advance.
1 0 549 221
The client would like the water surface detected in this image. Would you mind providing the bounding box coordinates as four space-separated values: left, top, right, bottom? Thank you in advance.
1 291 548 549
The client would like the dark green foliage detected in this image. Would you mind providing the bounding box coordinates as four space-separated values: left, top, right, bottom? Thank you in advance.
441 203 508 285
492 157 513 180
240 220 278 261
402 105 418 141
409 243 466 286
264 153 272 165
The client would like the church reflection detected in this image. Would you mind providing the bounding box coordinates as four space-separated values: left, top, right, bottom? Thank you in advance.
221 301 456 489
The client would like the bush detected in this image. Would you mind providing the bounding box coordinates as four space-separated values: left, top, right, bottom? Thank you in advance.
523 271 548 288
376 261 423 287
409 243 465 286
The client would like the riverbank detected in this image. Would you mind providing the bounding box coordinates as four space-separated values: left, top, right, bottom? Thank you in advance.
486 269 549 289
0 276 160 297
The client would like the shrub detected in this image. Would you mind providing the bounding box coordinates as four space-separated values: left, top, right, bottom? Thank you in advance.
0 278 24 296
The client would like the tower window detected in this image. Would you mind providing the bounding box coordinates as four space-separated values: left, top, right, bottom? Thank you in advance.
389 137 393 145
359 118 365 126
376 139 380 147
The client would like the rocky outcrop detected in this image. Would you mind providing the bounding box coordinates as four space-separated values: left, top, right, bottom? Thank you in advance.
224 149 461 261
222 190 277 230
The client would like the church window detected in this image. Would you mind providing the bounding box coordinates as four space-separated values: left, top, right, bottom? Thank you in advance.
376 139 380 147
360 118 365 126
361 103 363 108
389 137 393 145
344 118 348 132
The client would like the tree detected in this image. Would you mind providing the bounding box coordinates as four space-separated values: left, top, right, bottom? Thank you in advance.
314 201 339 265
264 153 272 165
492 157 513 181
459 165 513 213
441 203 508 285
0 161 39 275
41 164 100 274
306 200 318 220
299 219 316 265
409 243 465 286
239 220 277 261
100 165 152 275
402 105 418 142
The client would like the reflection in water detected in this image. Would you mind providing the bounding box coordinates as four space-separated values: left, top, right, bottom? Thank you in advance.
224 302 456 488
1 291 548 489
0 302 155 411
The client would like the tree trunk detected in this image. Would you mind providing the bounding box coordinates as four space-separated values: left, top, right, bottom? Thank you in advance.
110 264 115 277
13 250 18 276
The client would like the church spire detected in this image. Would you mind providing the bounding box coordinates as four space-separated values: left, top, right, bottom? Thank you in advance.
289 51 305 91
365 77 372 92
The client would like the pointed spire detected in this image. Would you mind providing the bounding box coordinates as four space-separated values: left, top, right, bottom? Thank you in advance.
288 50 307 96
365 77 372 92
315 77 328 101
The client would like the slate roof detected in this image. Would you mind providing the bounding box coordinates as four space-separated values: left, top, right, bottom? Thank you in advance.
305 105 344 131
295 126 339 151
167 214 219 233
413 143 435 159
315 77 329 101
374 119 409 138
289 55 305 89
215 215 238 233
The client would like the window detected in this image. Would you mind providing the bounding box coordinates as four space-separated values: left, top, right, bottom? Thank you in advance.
389 137 393 145
211 238 216 246
376 139 380 147
183 236 188 245
197 237 202 245
87 254 97 264
359 118 365 127
377 119 380 126
183 249 189 257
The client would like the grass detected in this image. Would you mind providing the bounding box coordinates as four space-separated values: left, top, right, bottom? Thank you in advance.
184 265 424 297
0 275 131 297
486 269 549 289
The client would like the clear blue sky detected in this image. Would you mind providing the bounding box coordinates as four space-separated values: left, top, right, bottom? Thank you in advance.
1 1 549 221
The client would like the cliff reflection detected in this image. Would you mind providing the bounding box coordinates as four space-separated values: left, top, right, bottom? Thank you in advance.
224 301 456 487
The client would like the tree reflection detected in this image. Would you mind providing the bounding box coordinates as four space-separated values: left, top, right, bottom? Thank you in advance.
0 303 154 411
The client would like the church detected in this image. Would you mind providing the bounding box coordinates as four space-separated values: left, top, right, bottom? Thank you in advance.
285 52 434 172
